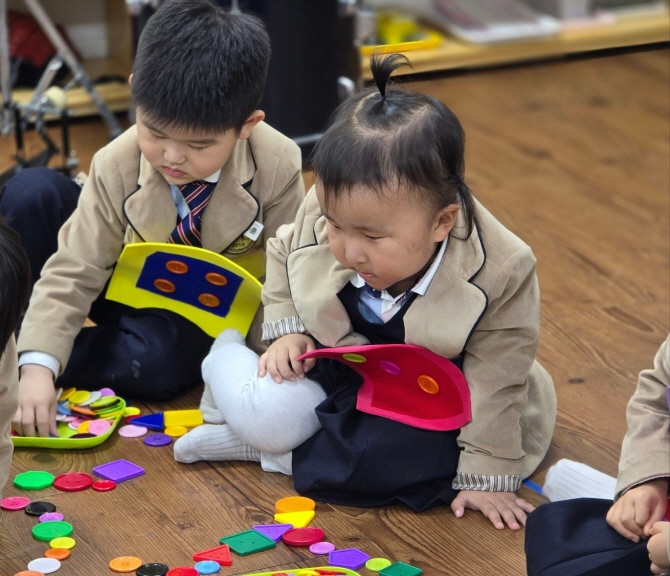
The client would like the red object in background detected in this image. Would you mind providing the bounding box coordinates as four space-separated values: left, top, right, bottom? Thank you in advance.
8 11 81 68
299 344 471 431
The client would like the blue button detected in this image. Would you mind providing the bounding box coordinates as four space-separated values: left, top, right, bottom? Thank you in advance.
194 560 221 574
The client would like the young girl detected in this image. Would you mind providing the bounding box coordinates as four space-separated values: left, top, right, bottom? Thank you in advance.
175 54 557 529
525 334 670 576
0 218 30 496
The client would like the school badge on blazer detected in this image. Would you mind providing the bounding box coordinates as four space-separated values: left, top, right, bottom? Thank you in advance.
106 243 262 337
299 344 472 431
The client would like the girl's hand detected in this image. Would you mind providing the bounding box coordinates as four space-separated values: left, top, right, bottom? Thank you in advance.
451 490 535 530
606 479 669 542
648 522 670 575
12 364 58 438
258 334 317 383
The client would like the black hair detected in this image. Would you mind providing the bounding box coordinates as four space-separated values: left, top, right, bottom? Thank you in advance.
0 218 30 358
131 0 271 133
311 53 479 239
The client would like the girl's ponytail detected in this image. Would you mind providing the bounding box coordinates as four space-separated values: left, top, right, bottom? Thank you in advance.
455 178 478 241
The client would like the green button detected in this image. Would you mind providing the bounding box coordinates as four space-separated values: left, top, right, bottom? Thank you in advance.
32 521 74 541
366 558 393 572
14 470 55 490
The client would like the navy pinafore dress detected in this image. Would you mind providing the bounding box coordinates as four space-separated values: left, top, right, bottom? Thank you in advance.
292 282 463 512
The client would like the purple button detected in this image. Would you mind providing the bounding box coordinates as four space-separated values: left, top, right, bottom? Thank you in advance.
310 541 335 554
379 360 402 375
98 387 115 397
143 433 173 447
39 512 64 523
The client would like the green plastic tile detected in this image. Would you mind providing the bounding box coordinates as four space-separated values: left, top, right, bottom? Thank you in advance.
379 561 423 576
220 529 276 556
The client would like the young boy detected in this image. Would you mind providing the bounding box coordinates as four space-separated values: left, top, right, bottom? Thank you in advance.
525 334 670 576
1 0 304 438
0 219 30 496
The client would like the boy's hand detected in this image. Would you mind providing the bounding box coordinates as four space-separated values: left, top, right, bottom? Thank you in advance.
12 365 58 438
258 334 317 383
451 490 535 530
648 521 670 575
607 479 669 542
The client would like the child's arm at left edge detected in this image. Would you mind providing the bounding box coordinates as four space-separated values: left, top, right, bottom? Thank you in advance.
648 521 670 575
451 245 555 530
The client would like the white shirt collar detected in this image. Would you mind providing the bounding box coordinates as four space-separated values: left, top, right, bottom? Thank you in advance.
350 237 448 299
203 169 222 184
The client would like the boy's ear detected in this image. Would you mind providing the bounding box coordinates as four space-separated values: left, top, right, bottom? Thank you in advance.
128 74 133 86
238 110 265 140
433 204 459 242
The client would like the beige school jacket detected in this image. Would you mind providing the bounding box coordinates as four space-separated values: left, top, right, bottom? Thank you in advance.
0 337 18 497
262 188 556 487
17 122 304 370
615 334 670 499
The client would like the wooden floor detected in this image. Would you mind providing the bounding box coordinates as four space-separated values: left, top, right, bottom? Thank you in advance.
1 49 668 576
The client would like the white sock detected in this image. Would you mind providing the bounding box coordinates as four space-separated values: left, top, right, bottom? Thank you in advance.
173 424 260 464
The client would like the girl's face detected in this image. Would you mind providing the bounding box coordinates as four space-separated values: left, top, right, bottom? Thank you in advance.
318 185 459 297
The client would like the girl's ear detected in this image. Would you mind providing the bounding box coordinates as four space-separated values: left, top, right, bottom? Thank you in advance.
433 204 459 242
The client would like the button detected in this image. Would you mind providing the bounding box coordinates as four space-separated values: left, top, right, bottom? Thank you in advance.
166 260 189 274
205 272 227 286
166 568 199 576
118 424 148 438
342 353 367 363
44 548 71 560
123 407 141 417
25 501 56 516
309 541 335 554
58 387 76 401
143 433 173 447
136 563 170 576
68 390 91 405
109 556 143 572
39 512 64 523
92 480 117 492
198 293 220 307
53 472 94 492
26 558 61 574
379 360 401 375
31 521 73 541
154 278 176 293
417 375 439 394
14 471 55 490
88 420 112 436
13 570 46 576
164 426 188 438
90 396 120 409
49 536 75 549
193 561 220 574
99 387 116 396
366 558 392 571
281 527 325 547
76 420 91 434
275 496 316 513
1 496 31 510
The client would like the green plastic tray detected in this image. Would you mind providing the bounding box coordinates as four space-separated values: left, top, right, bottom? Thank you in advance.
12 399 126 449
241 568 361 576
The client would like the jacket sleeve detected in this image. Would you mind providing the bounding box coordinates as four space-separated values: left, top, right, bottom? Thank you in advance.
16 146 127 372
261 186 322 341
615 334 670 499
454 245 542 491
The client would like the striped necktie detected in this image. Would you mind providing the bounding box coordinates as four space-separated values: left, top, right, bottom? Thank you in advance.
167 180 215 247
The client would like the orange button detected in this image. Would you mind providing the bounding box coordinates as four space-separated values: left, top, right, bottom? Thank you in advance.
198 293 220 308
166 260 189 274
45 547 71 560
275 496 316 513
418 375 440 394
205 272 228 286
154 279 176 293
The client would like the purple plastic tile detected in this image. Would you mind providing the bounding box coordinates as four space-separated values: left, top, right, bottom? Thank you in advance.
92 459 145 482
143 433 173 447
251 523 293 542
329 548 371 570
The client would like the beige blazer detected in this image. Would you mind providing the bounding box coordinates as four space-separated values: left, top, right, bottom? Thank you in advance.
263 188 556 480
0 337 18 497
18 121 304 369
615 334 670 499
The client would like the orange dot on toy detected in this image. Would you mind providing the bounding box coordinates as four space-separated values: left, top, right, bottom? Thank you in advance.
275 496 316 513
45 547 71 560
154 279 176 293
198 293 220 308
417 375 440 395
166 260 189 274
205 272 227 286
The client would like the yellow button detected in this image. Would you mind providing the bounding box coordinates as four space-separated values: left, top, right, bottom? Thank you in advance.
50 536 76 549
123 407 141 417
164 425 188 438
58 387 76 401
418 375 440 394
77 421 91 433
342 353 367 363
68 390 91 405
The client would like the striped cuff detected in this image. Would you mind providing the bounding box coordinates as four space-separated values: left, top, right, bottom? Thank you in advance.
452 471 524 492
261 317 309 342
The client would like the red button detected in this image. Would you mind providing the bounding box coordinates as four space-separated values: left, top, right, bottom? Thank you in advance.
166 569 198 576
53 472 94 492
281 527 326 546
92 480 117 492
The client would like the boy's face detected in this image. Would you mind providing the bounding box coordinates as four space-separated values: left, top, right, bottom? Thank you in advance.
136 110 262 185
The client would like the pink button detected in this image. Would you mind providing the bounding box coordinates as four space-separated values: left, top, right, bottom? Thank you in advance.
1 496 30 510
98 388 115 396
118 424 148 438
88 420 112 436
379 360 401 375
309 541 336 554
39 512 65 522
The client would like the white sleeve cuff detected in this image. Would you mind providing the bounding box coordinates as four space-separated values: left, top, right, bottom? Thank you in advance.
18 352 60 379
261 317 309 342
452 471 524 492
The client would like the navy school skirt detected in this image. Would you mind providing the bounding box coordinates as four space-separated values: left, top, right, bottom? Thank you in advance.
291 357 462 512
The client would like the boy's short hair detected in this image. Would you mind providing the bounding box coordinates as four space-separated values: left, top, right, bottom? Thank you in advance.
132 0 271 134
0 218 30 356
